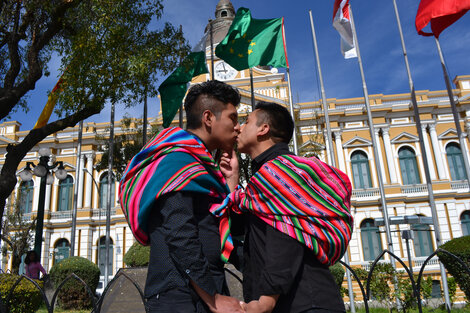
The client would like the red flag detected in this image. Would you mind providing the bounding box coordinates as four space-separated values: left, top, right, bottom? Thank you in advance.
333 0 357 59
416 0 470 38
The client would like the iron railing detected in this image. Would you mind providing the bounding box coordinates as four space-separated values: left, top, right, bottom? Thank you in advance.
0 248 468 313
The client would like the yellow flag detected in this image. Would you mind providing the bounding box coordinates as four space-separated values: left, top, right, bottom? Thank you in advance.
33 75 64 129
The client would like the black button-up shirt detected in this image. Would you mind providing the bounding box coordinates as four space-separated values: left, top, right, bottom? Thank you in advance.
243 143 345 313
145 190 228 312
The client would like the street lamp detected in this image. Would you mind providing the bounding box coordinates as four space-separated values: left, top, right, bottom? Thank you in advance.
18 147 68 259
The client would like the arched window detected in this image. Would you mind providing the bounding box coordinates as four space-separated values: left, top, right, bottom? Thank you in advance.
360 219 383 261
19 180 34 214
461 211 470 236
399 147 421 185
351 151 372 189
54 238 70 265
446 143 467 181
99 173 115 209
58 175 73 211
97 236 113 277
411 223 433 257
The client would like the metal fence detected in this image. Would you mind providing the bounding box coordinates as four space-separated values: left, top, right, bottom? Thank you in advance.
0 248 468 313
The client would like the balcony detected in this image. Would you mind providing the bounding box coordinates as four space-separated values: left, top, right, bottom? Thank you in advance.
400 184 428 194
352 188 380 199
450 180 469 192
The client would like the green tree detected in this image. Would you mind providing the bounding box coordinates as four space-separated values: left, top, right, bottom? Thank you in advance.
0 0 190 226
0 202 36 274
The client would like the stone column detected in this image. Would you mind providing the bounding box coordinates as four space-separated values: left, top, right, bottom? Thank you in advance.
44 184 52 213
77 154 85 208
421 124 437 181
334 131 346 173
382 128 398 184
428 123 447 180
84 153 94 209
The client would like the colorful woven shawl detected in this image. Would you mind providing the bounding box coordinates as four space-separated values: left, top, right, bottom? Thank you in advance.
118 127 234 262
216 154 353 265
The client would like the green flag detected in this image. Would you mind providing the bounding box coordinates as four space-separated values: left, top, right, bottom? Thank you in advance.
159 35 208 127
215 7 287 71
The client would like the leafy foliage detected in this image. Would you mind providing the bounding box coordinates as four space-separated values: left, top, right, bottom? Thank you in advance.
0 201 36 274
438 235 470 301
123 241 150 267
0 274 43 313
95 115 162 180
49 256 100 310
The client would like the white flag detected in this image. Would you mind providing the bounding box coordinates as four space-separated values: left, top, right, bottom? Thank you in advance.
333 0 357 59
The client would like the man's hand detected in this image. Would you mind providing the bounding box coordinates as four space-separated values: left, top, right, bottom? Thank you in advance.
240 295 278 313
219 149 239 192
211 294 245 313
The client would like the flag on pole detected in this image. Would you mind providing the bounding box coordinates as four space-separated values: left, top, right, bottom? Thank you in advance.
333 0 357 59
215 7 288 71
159 34 209 128
415 0 470 38
33 75 64 129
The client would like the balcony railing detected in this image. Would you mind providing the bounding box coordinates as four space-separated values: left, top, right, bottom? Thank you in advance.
50 211 72 219
401 184 428 194
450 181 469 191
352 188 380 199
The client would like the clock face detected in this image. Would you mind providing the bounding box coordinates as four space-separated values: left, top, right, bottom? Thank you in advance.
214 61 237 81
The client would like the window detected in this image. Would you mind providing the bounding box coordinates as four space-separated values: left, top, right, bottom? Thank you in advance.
461 211 470 236
99 173 115 209
360 219 383 261
412 223 433 257
351 151 372 189
399 147 421 185
54 239 70 265
19 180 34 213
446 143 467 181
58 175 73 211
98 236 113 277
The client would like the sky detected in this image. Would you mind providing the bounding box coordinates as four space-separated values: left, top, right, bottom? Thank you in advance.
6 0 470 131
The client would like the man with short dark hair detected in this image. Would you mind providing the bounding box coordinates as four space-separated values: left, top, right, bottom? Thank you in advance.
220 101 353 313
119 80 243 313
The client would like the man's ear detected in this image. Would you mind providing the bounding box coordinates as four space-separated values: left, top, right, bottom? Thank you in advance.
257 123 270 137
201 110 214 128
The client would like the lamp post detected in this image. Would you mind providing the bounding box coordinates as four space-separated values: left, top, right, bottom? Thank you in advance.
18 147 68 259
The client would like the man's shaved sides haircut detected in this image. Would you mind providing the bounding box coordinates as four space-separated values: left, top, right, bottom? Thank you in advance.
254 101 294 144
184 80 241 129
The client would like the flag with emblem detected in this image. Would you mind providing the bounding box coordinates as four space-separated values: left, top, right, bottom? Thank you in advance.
33 74 64 129
215 7 288 71
159 33 209 127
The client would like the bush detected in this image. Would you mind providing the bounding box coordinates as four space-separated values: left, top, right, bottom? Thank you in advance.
0 273 43 313
329 262 345 287
49 256 100 310
123 242 150 267
438 236 470 301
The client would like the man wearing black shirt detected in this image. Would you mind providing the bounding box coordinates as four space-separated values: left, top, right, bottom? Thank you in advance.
138 81 244 313
221 102 347 313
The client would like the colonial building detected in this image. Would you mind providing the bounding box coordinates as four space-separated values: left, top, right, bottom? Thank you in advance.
1 0 469 301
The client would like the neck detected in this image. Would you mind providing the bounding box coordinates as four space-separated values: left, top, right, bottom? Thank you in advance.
250 140 276 159
187 127 214 151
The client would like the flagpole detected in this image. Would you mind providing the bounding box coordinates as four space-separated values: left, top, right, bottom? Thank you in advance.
210 21 215 80
70 120 83 256
143 86 148 146
249 68 255 109
308 10 355 313
434 37 470 184
349 5 395 262
282 22 298 154
104 101 115 288
390 1 451 310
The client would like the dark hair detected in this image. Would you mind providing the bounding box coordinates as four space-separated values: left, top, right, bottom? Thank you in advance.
254 101 294 143
184 80 240 129
24 250 39 265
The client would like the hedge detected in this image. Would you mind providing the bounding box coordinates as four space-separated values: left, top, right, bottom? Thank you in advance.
437 235 470 301
123 242 150 267
0 274 43 313
49 256 100 310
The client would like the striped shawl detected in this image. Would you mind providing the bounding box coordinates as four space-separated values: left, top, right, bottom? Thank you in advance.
217 154 353 265
118 127 234 262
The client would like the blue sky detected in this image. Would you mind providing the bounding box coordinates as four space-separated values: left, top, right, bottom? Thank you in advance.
6 0 470 130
